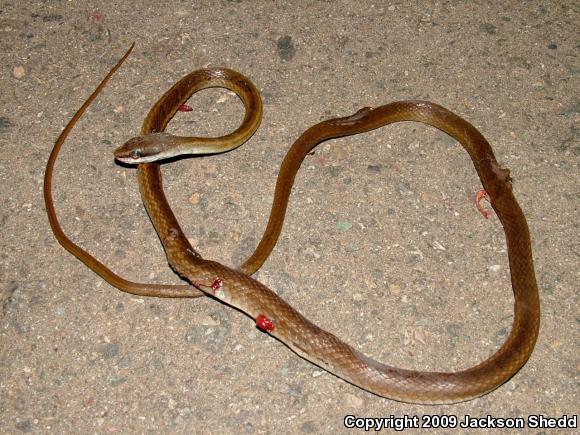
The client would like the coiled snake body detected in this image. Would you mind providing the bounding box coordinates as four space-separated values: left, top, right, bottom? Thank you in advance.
45 44 540 403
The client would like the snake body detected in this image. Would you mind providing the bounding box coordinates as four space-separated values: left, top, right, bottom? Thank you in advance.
46 45 540 403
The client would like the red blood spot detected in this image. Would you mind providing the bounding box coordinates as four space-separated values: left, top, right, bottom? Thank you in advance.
88 10 105 24
178 104 193 112
256 314 275 332
475 189 493 219
211 278 223 290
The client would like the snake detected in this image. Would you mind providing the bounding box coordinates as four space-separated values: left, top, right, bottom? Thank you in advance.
45 44 540 403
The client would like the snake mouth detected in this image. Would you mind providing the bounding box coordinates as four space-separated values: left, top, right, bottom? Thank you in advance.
113 152 160 164
113 137 146 163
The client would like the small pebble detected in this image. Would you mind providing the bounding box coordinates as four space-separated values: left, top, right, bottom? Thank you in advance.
13 66 25 78
343 393 365 409
337 221 352 232
388 283 401 295
189 192 201 205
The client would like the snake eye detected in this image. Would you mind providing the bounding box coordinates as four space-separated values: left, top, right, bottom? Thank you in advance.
131 149 142 159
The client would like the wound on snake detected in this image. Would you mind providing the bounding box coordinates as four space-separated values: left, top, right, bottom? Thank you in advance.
256 314 275 332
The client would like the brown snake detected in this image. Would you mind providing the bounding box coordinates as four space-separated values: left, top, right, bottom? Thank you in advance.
45 44 540 403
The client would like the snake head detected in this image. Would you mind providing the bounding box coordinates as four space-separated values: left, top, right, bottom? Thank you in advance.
114 132 179 164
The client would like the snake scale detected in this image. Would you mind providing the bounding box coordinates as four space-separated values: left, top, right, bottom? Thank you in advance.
45 44 540 403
